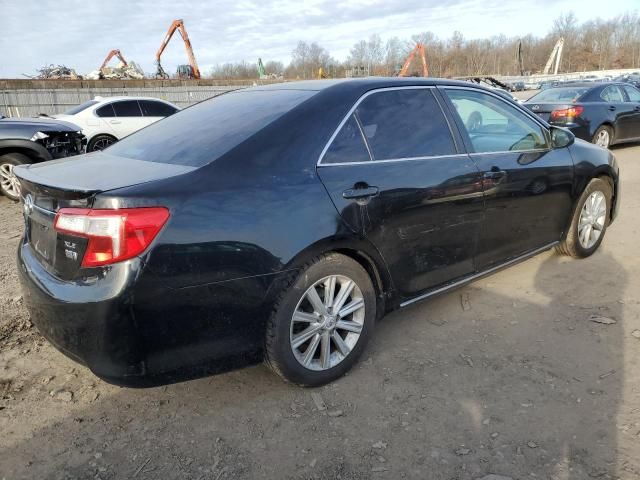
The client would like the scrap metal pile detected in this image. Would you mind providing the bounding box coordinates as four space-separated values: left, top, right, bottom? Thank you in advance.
85 62 145 80
30 64 82 80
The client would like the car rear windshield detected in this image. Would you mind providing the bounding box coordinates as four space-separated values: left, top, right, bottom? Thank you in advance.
63 100 100 115
529 87 589 103
107 89 316 166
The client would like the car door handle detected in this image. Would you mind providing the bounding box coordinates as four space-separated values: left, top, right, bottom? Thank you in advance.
608 106 616 111
635 106 640 111
483 170 506 180
109 119 121 124
342 185 379 200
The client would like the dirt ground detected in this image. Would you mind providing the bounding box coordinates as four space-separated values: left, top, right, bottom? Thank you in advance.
1 144 639 480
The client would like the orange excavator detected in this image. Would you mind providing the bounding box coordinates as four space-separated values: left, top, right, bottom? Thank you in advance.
100 49 128 72
398 42 429 77
155 19 201 79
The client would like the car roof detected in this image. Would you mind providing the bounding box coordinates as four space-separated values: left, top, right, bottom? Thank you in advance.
244 77 486 93
93 96 173 103
237 77 493 98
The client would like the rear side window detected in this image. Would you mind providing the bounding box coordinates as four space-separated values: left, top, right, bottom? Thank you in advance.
95 104 115 118
355 89 456 159
108 89 316 167
623 85 640 102
112 100 142 117
322 115 370 164
140 100 178 117
600 86 624 102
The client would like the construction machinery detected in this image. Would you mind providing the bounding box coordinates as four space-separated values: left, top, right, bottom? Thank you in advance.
398 42 429 77
257 58 267 79
100 49 128 73
155 19 201 79
543 38 565 75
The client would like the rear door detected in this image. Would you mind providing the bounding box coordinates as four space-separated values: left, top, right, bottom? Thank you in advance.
441 87 574 270
621 85 640 140
317 87 485 300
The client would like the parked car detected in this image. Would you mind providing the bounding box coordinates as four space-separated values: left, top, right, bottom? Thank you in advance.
52 96 179 152
511 81 526 91
14 78 620 387
0 116 85 200
614 73 640 89
524 82 640 148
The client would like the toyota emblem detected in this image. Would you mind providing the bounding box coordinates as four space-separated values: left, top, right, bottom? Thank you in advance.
531 105 540 111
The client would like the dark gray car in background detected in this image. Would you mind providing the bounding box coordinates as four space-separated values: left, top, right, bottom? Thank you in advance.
0 116 85 200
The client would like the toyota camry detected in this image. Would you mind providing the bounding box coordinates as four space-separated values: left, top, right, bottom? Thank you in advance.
14 78 620 387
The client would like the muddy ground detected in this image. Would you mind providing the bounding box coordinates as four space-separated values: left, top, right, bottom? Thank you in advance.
1 144 640 480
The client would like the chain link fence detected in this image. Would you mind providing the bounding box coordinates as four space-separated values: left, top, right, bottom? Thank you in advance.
0 85 245 117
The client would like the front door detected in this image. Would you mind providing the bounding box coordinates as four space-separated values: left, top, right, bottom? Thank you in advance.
440 87 574 270
317 87 485 300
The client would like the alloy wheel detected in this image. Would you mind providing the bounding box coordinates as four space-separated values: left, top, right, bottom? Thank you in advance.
595 129 610 148
290 275 365 371
578 191 606 249
0 163 21 198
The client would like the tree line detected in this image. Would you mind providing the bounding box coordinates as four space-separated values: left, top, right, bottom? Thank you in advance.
209 11 640 80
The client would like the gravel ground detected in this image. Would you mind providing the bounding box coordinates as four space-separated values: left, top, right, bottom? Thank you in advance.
1 144 639 480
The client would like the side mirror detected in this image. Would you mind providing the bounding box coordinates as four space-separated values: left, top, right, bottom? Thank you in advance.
550 126 575 149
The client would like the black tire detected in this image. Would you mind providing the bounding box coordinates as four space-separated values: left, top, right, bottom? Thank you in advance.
87 134 117 152
0 152 31 201
265 253 376 386
592 125 613 148
556 177 612 258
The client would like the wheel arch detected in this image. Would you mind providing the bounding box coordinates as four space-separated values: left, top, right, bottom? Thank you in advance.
265 237 396 319
87 132 118 150
593 121 616 144
0 139 51 163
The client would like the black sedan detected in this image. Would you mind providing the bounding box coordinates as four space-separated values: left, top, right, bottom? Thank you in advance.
14 78 620 387
524 82 640 148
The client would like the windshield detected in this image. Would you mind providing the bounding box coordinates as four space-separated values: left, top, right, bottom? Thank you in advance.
529 87 589 103
107 89 316 167
63 100 100 115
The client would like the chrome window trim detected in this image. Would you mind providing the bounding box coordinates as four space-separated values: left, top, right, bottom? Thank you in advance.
318 153 470 167
317 86 461 166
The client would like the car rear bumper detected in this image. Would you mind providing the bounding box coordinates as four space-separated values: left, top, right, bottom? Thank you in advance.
17 241 146 382
17 240 278 387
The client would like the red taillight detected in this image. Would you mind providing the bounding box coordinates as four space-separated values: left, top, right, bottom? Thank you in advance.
550 106 584 121
54 207 170 267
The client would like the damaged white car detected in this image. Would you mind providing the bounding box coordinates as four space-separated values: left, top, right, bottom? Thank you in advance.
53 96 179 151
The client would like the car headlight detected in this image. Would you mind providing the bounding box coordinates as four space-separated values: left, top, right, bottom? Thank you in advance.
31 131 49 141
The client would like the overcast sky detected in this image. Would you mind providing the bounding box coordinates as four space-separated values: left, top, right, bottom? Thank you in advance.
0 0 638 78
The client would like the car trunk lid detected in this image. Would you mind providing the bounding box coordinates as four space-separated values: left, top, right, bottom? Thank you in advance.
14 152 195 279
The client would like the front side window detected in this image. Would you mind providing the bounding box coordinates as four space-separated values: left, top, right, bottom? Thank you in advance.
354 89 456 160
600 86 624 103
445 89 549 153
112 100 142 117
623 85 640 102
